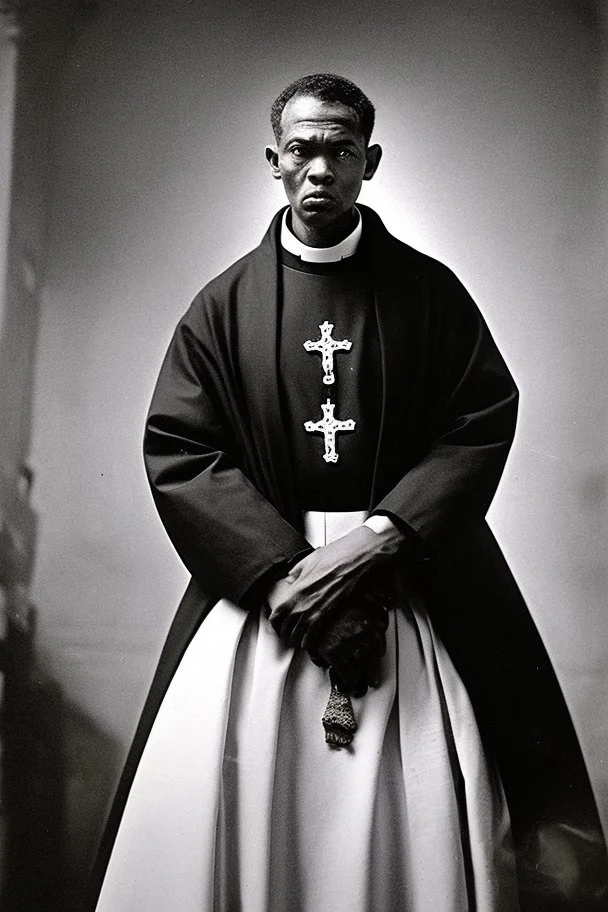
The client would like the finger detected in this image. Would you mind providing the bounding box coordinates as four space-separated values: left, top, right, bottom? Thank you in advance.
347 624 385 657
330 635 380 695
344 643 381 690
367 655 382 689
269 613 287 640
341 675 368 698
287 609 326 650
272 611 296 643
349 678 369 698
279 608 316 648
307 649 328 669
354 591 391 625
299 607 337 651
338 643 377 686
286 562 304 582
352 640 386 688
329 653 363 693
367 628 386 657
358 568 397 601
267 593 298 627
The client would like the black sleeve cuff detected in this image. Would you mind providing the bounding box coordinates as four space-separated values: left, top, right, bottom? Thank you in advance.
368 510 430 561
239 547 314 610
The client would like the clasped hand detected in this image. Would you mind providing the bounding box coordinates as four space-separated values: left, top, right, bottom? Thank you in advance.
309 587 391 697
266 524 402 694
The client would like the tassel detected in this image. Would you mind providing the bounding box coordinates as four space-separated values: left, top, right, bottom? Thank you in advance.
322 670 357 748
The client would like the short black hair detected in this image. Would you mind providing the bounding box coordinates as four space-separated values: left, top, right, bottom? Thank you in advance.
271 73 375 144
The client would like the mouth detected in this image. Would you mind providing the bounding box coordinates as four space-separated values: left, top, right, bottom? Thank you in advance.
302 192 336 209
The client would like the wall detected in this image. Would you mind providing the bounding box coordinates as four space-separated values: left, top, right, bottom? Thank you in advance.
29 0 607 843
0 19 17 329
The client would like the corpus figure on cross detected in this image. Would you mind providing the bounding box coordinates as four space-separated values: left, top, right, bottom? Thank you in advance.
304 398 355 463
303 320 353 385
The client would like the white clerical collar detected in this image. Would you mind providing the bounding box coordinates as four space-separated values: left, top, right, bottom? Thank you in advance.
281 208 362 262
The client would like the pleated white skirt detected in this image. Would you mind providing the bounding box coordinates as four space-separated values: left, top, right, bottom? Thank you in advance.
97 512 519 911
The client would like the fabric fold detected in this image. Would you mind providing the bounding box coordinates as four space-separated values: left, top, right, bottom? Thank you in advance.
96 600 248 912
96 511 519 912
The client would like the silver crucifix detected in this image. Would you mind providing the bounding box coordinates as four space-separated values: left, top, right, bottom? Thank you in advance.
303 321 352 385
304 398 356 463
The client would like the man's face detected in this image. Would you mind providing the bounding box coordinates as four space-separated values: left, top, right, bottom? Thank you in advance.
266 95 382 244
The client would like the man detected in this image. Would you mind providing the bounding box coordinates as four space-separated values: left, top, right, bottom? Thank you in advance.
92 74 606 911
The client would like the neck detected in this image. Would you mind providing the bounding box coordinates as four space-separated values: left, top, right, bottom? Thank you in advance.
290 208 358 248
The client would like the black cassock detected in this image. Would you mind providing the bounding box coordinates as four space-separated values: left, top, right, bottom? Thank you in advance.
91 206 606 910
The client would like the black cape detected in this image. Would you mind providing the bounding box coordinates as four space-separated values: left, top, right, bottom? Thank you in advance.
90 206 606 909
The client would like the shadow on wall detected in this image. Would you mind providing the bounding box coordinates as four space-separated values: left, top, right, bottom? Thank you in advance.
0 2 119 909
0 594 121 912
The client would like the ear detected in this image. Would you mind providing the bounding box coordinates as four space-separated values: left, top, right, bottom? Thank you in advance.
363 143 382 180
265 145 282 180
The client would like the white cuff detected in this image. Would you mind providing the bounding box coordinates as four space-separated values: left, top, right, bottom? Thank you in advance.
364 514 397 535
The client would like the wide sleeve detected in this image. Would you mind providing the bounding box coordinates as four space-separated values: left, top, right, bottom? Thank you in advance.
374 266 519 548
144 296 311 604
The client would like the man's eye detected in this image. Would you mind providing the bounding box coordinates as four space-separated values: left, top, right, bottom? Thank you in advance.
336 148 354 158
291 147 306 158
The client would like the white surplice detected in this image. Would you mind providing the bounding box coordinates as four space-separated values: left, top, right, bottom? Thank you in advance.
96 511 519 912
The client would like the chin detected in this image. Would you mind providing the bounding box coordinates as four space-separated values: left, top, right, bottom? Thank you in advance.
297 206 344 227
299 211 335 225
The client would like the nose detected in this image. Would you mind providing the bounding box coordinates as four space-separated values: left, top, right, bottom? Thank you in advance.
308 155 335 184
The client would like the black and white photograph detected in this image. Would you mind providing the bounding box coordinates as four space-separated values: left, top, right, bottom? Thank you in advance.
0 2 607 910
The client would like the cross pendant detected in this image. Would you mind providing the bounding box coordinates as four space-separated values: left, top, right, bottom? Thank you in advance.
304 398 356 463
303 321 352 385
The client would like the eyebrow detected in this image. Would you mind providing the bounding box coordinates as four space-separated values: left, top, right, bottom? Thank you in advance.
286 134 359 147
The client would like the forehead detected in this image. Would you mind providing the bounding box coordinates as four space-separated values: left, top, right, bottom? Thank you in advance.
280 95 363 142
